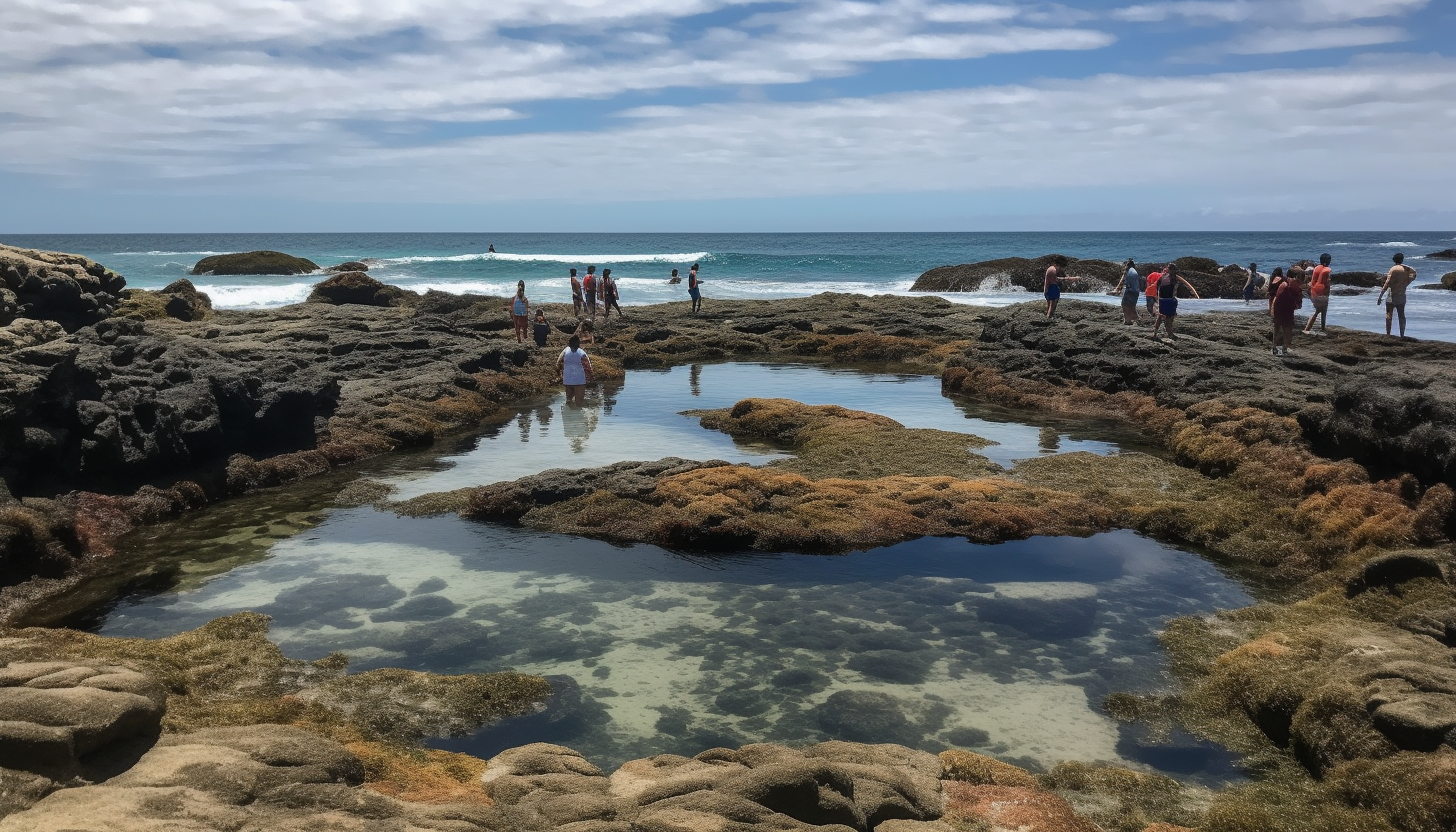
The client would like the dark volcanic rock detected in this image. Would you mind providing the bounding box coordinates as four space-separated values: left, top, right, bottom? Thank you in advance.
1425 249 1456 260
1331 271 1383 288
307 272 417 307
964 301 1456 491
912 255 1123 294
0 244 126 332
192 251 318 276
159 279 213 321
913 254 1249 298
1442 272 1456 291
326 261 369 273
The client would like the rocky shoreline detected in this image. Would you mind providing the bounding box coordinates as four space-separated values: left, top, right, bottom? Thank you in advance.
3 244 1456 831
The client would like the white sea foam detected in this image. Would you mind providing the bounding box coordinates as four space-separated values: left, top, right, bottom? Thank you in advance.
377 251 710 265
113 251 233 256
205 283 312 308
1378 242 1417 247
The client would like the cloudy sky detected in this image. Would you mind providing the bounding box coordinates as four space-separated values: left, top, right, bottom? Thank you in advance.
2 0 1453 231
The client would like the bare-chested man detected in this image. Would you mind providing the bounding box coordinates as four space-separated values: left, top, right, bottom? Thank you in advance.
1376 252 1417 337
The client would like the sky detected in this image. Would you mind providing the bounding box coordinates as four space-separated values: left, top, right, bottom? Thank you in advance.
1 0 1453 232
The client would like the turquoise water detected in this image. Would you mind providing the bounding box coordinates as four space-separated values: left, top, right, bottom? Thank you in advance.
94 364 1249 780
7 231 1456 341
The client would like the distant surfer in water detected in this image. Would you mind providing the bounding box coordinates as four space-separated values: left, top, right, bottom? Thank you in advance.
668 268 681 285
488 244 496 253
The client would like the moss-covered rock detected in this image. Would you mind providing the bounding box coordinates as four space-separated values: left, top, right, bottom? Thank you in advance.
192 251 318 276
307 272 417 307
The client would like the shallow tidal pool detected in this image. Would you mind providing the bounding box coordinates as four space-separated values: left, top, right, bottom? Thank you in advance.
94 363 1251 782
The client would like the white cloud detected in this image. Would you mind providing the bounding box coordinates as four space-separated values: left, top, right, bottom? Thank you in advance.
1111 0 1428 25
1226 25 1409 54
10 57 1445 217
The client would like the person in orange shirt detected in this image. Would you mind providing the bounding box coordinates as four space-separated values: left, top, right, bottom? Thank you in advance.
1303 253 1332 333
1143 265 1162 319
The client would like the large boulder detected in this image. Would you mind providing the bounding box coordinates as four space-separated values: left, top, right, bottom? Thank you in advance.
191 251 318 276
912 255 1122 294
0 660 166 780
479 740 944 832
307 272 417 307
114 278 213 322
1441 272 1456 291
0 724 487 830
0 244 125 332
325 261 369 273
1331 271 1383 288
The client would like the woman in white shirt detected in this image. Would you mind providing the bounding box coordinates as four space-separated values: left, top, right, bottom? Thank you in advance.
557 335 593 406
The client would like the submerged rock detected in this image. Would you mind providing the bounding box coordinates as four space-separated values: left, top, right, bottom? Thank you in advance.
976 582 1099 640
326 261 370 272
191 251 318 275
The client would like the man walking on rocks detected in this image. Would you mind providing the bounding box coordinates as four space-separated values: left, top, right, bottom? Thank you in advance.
1303 253 1332 333
1378 252 1417 337
1114 259 1143 325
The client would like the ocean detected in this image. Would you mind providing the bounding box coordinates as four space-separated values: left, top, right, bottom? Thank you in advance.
7 232 1456 342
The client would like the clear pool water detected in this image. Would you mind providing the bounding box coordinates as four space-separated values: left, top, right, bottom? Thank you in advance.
93 363 1248 781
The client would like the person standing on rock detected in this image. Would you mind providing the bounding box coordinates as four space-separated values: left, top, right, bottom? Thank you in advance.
570 268 584 318
1043 256 1080 319
1149 264 1199 341
1242 263 1260 303
1265 267 1285 315
509 281 530 344
557 334 593 407
583 267 598 320
1113 259 1143 325
602 268 623 318
1378 252 1417 337
1143 264 1162 319
1272 268 1303 355
1303 253 1333 334
688 263 703 314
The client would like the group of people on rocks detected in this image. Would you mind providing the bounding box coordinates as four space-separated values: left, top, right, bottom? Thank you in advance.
1044 252 1422 349
504 262 705 407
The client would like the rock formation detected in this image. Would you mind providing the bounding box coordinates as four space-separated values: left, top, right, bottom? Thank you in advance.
307 272 417 307
114 278 214 322
912 254 1251 298
1425 249 1456 260
326 261 370 272
191 251 319 276
0 244 126 332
